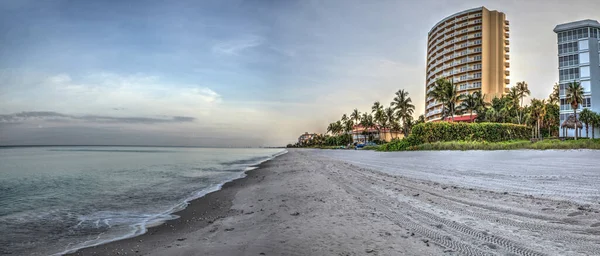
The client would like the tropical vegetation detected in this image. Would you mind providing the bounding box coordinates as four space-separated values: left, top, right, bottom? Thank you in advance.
290 77 600 149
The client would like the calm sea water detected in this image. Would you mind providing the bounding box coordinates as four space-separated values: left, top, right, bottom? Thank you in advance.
0 147 285 255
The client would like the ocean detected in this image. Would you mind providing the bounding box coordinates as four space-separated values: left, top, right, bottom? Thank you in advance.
0 146 286 255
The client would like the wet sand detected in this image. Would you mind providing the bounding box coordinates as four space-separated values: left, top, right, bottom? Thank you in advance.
70 149 600 256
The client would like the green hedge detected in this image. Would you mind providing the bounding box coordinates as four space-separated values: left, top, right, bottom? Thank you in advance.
411 122 530 143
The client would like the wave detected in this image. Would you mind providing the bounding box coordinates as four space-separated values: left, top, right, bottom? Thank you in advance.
55 149 287 255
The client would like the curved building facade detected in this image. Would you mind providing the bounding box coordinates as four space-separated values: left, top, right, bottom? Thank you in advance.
425 7 510 122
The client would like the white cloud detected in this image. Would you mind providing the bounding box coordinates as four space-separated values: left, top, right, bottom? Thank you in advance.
212 35 265 56
29 72 222 117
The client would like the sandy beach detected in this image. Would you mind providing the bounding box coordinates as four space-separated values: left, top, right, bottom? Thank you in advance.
71 149 600 256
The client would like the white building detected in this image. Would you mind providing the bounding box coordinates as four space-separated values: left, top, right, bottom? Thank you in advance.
554 19 600 138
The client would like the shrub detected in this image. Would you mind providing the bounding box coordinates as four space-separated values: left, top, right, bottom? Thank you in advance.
410 122 529 143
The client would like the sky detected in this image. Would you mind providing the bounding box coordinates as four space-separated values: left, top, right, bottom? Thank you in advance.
0 0 599 147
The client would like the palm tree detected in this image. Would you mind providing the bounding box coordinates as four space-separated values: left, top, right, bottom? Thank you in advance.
402 115 414 135
427 78 450 121
565 81 584 140
371 101 383 114
326 123 335 135
530 99 546 140
350 109 361 127
579 108 594 138
350 109 360 140
459 92 478 122
374 108 387 141
548 83 560 105
360 113 375 143
391 89 415 124
341 114 349 126
384 107 396 139
427 78 458 121
516 81 531 124
593 113 600 139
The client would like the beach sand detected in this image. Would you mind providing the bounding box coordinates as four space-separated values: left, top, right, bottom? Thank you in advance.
71 149 600 255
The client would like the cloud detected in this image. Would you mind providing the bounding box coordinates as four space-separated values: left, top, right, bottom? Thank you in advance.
212 35 265 55
0 111 196 124
1 72 222 117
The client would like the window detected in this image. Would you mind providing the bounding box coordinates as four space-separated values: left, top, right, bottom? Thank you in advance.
473 25 481 30
558 42 578 54
582 97 592 108
473 73 482 78
581 66 590 77
472 40 482 45
579 40 589 51
581 80 591 92
579 52 590 64
474 55 482 61
473 47 482 53
559 68 580 81
473 81 481 88
558 54 579 67
473 64 482 69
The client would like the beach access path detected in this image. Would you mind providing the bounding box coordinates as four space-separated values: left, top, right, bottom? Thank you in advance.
73 149 600 256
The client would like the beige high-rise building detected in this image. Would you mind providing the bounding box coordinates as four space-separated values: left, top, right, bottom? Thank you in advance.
425 7 510 122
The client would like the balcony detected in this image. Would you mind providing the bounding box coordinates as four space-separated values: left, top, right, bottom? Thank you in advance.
505 70 510 76
505 62 510 68
505 32 510 38
505 39 509 45
505 79 510 84
504 26 509 31
505 47 510 52
505 20 510 25
505 54 510 60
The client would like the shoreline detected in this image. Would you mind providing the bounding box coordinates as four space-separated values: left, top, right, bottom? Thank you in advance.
66 149 600 255
67 151 285 256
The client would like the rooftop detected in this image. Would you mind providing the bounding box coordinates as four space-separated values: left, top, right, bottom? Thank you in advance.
554 19 600 33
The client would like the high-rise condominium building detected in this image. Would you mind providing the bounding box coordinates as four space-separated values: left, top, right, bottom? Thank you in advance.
425 7 510 122
554 19 600 137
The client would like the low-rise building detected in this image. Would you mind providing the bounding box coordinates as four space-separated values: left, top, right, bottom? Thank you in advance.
352 125 403 143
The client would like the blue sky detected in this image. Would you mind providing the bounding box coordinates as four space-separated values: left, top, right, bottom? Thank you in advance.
1 0 599 146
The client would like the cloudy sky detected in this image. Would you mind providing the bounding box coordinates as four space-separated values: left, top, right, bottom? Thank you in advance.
0 0 598 146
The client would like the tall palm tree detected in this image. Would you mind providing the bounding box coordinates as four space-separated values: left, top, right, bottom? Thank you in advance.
530 99 546 140
350 109 361 127
341 114 349 126
350 109 360 139
507 86 520 110
392 89 415 124
566 81 584 140
459 92 478 122
326 123 335 135
427 78 449 121
579 108 594 138
593 113 600 139
548 83 560 105
360 113 375 143
516 81 531 124
427 78 458 121
371 101 383 114
384 107 396 139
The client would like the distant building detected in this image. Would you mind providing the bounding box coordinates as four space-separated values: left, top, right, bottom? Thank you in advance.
425 7 510 122
352 125 403 143
554 19 600 138
297 132 318 145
